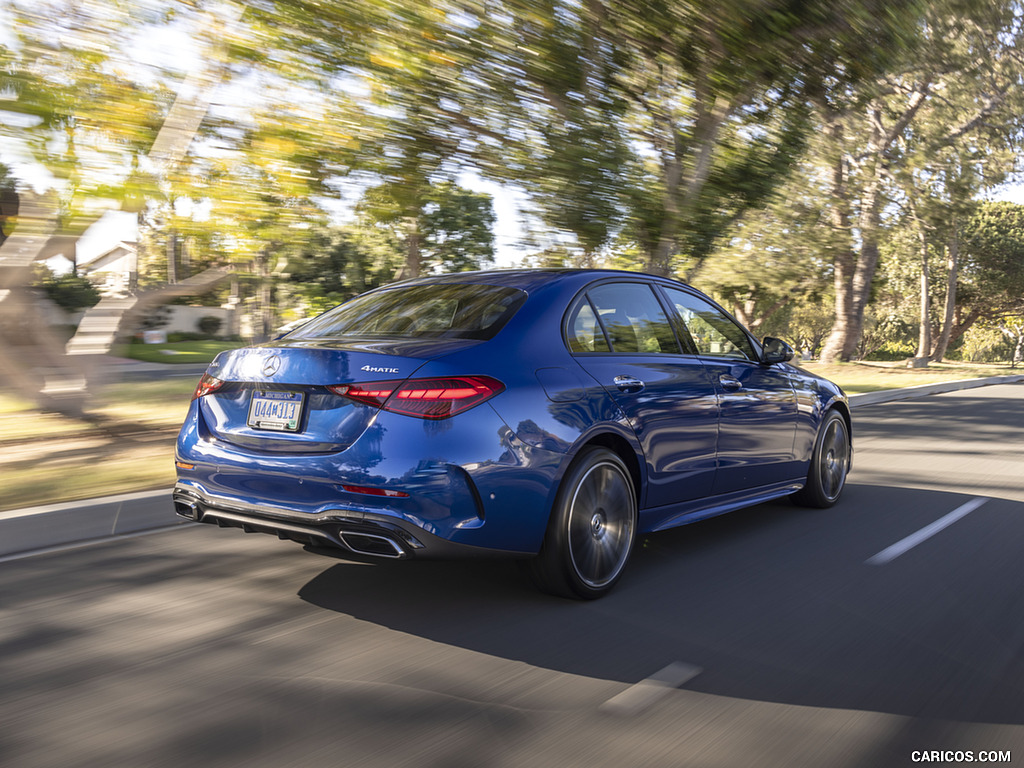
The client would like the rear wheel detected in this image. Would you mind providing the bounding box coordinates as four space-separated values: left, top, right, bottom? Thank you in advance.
524 447 637 599
792 409 850 508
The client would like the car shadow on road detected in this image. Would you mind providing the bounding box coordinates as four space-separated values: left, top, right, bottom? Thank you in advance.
299 482 1024 725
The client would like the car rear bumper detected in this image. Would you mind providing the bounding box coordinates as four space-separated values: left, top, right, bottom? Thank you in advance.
172 483 532 560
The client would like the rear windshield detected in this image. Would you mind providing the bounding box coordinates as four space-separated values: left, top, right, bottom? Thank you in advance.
290 283 527 341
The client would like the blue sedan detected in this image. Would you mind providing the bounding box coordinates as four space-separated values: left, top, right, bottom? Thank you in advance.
174 270 850 598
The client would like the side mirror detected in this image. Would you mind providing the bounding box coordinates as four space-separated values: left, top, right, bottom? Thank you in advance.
761 336 794 365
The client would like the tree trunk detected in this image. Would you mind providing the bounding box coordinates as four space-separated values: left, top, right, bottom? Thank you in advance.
910 195 930 365
915 243 931 365
405 219 422 279
845 169 885 359
931 223 959 361
647 64 731 278
166 230 178 284
819 118 857 363
394 216 422 281
649 110 683 277
820 90 929 363
252 250 274 343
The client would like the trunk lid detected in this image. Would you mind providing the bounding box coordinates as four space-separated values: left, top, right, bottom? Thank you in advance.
197 338 480 453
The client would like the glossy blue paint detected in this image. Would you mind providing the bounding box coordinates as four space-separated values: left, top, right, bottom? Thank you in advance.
174 269 850 575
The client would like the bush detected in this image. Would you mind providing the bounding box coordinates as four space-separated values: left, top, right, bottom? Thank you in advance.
961 326 1012 363
40 273 101 312
140 306 172 330
197 315 223 336
862 341 916 362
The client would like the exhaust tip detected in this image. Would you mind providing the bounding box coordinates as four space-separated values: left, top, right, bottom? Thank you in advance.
174 499 199 520
340 532 405 559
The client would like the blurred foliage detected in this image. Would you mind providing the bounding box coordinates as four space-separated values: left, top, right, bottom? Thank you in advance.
1 0 1023 364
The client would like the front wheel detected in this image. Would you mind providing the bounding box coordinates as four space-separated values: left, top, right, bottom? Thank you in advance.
792 409 850 508
524 447 637 599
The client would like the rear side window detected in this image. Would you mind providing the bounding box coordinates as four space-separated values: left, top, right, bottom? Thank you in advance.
292 283 527 341
566 301 611 353
568 283 680 355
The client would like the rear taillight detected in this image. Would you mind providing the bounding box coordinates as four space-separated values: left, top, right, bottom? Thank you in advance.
192 373 225 400
328 376 504 420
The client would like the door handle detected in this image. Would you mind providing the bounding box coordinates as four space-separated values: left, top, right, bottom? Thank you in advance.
719 374 742 391
613 375 645 393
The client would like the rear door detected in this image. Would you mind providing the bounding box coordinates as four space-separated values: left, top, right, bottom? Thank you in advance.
566 281 719 508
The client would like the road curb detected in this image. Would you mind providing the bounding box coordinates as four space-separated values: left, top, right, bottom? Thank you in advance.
3 375 1023 559
0 489 187 559
847 373 1024 408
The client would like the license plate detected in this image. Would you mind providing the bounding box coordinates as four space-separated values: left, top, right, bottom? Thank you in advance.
247 390 304 432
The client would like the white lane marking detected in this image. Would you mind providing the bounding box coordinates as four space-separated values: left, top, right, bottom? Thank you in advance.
865 497 989 565
600 661 702 716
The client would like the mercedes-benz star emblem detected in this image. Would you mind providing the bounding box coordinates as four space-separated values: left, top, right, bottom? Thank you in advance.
261 354 282 377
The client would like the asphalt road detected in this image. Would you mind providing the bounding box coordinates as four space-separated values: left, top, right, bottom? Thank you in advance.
2 384 1024 767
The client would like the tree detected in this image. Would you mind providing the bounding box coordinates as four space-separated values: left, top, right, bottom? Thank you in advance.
998 316 1024 367
816 0 1024 362
953 202 1024 343
283 224 402 317
420 182 496 273
691 166 835 335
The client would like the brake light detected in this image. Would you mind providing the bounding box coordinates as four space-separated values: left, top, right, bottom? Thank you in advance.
328 376 505 419
192 373 225 400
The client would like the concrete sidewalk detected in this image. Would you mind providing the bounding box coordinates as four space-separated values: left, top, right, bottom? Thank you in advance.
2 373 1022 560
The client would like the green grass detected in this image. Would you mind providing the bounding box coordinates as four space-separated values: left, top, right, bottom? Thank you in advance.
116 339 241 364
0 379 197 510
92 379 197 424
2 450 179 511
800 360 1021 393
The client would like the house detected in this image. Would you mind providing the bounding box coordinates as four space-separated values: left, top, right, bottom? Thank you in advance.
77 240 138 297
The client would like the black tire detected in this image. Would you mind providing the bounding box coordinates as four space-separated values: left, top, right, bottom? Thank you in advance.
524 447 637 599
792 409 850 508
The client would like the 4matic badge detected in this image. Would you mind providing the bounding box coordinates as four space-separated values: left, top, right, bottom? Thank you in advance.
361 365 400 374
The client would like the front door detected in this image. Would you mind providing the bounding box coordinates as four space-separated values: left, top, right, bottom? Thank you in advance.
567 281 720 508
659 286 800 494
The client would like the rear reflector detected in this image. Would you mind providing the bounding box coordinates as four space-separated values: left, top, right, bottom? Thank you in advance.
328 376 504 420
342 485 410 498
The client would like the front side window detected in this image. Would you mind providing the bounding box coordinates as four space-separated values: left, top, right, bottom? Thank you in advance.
291 283 527 341
663 287 756 361
575 283 680 355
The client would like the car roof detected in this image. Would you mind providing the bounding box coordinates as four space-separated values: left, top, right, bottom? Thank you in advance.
392 268 690 292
